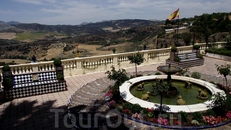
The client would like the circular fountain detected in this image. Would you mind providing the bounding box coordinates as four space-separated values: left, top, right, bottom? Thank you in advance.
119 65 225 113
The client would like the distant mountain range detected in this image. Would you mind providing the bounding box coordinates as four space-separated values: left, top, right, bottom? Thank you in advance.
0 19 164 36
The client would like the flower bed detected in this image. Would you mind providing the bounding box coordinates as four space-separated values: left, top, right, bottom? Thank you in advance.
104 86 231 129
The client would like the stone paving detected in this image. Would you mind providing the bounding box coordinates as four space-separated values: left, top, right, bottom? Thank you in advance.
0 56 231 130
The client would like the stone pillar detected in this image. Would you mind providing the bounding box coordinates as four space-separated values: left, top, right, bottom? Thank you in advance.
143 52 148 63
112 56 118 65
170 52 178 61
31 62 39 81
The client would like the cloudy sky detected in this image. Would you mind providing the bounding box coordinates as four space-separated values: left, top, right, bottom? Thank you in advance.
0 0 230 25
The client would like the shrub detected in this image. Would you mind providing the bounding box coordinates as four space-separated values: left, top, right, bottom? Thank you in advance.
174 55 181 62
197 53 203 59
208 93 227 116
2 64 11 71
193 44 200 50
155 72 161 75
123 102 133 109
131 104 142 113
204 109 216 116
171 46 178 52
105 66 129 86
178 111 188 123
53 58 62 66
209 81 215 84
192 112 203 123
141 108 148 114
191 72 201 79
115 105 123 112
205 47 231 57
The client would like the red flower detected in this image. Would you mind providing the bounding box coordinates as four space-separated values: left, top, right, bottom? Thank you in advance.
146 107 155 112
122 109 131 114
149 118 155 123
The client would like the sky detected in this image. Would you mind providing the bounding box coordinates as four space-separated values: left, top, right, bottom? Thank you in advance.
0 0 230 25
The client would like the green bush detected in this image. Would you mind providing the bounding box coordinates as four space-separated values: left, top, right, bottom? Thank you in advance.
174 55 181 62
115 105 123 112
131 104 142 113
53 58 62 66
192 112 203 123
155 72 161 75
205 47 231 57
209 81 215 84
142 108 148 114
197 54 203 59
178 111 188 123
171 46 178 52
191 72 201 79
208 93 227 116
2 64 11 71
204 109 216 116
123 102 133 109
193 44 200 50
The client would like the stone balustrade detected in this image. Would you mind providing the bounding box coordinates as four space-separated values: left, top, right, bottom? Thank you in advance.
0 42 227 77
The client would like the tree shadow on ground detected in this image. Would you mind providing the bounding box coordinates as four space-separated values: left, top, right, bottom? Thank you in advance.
68 99 130 130
0 99 72 130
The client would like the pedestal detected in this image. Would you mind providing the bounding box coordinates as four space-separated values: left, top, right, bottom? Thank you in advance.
31 62 39 82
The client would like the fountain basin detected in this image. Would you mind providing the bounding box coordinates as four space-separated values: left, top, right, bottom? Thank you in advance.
157 65 182 75
119 75 225 113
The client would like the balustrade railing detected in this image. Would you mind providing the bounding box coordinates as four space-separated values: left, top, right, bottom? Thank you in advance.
0 42 227 76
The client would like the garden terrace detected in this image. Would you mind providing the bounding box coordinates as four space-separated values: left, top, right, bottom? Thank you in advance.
0 42 231 129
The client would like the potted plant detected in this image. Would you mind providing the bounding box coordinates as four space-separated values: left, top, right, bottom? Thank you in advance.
2 64 11 76
193 44 200 50
53 58 64 81
1 64 14 90
171 46 178 52
170 46 178 61
193 44 201 56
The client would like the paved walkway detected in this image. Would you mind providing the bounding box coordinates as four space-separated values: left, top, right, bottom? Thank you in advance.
0 56 231 130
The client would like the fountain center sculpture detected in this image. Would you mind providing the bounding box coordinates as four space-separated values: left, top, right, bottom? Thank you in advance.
156 64 182 97
157 64 182 84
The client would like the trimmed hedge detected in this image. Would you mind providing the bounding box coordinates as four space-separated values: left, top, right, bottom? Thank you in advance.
206 48 231 57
